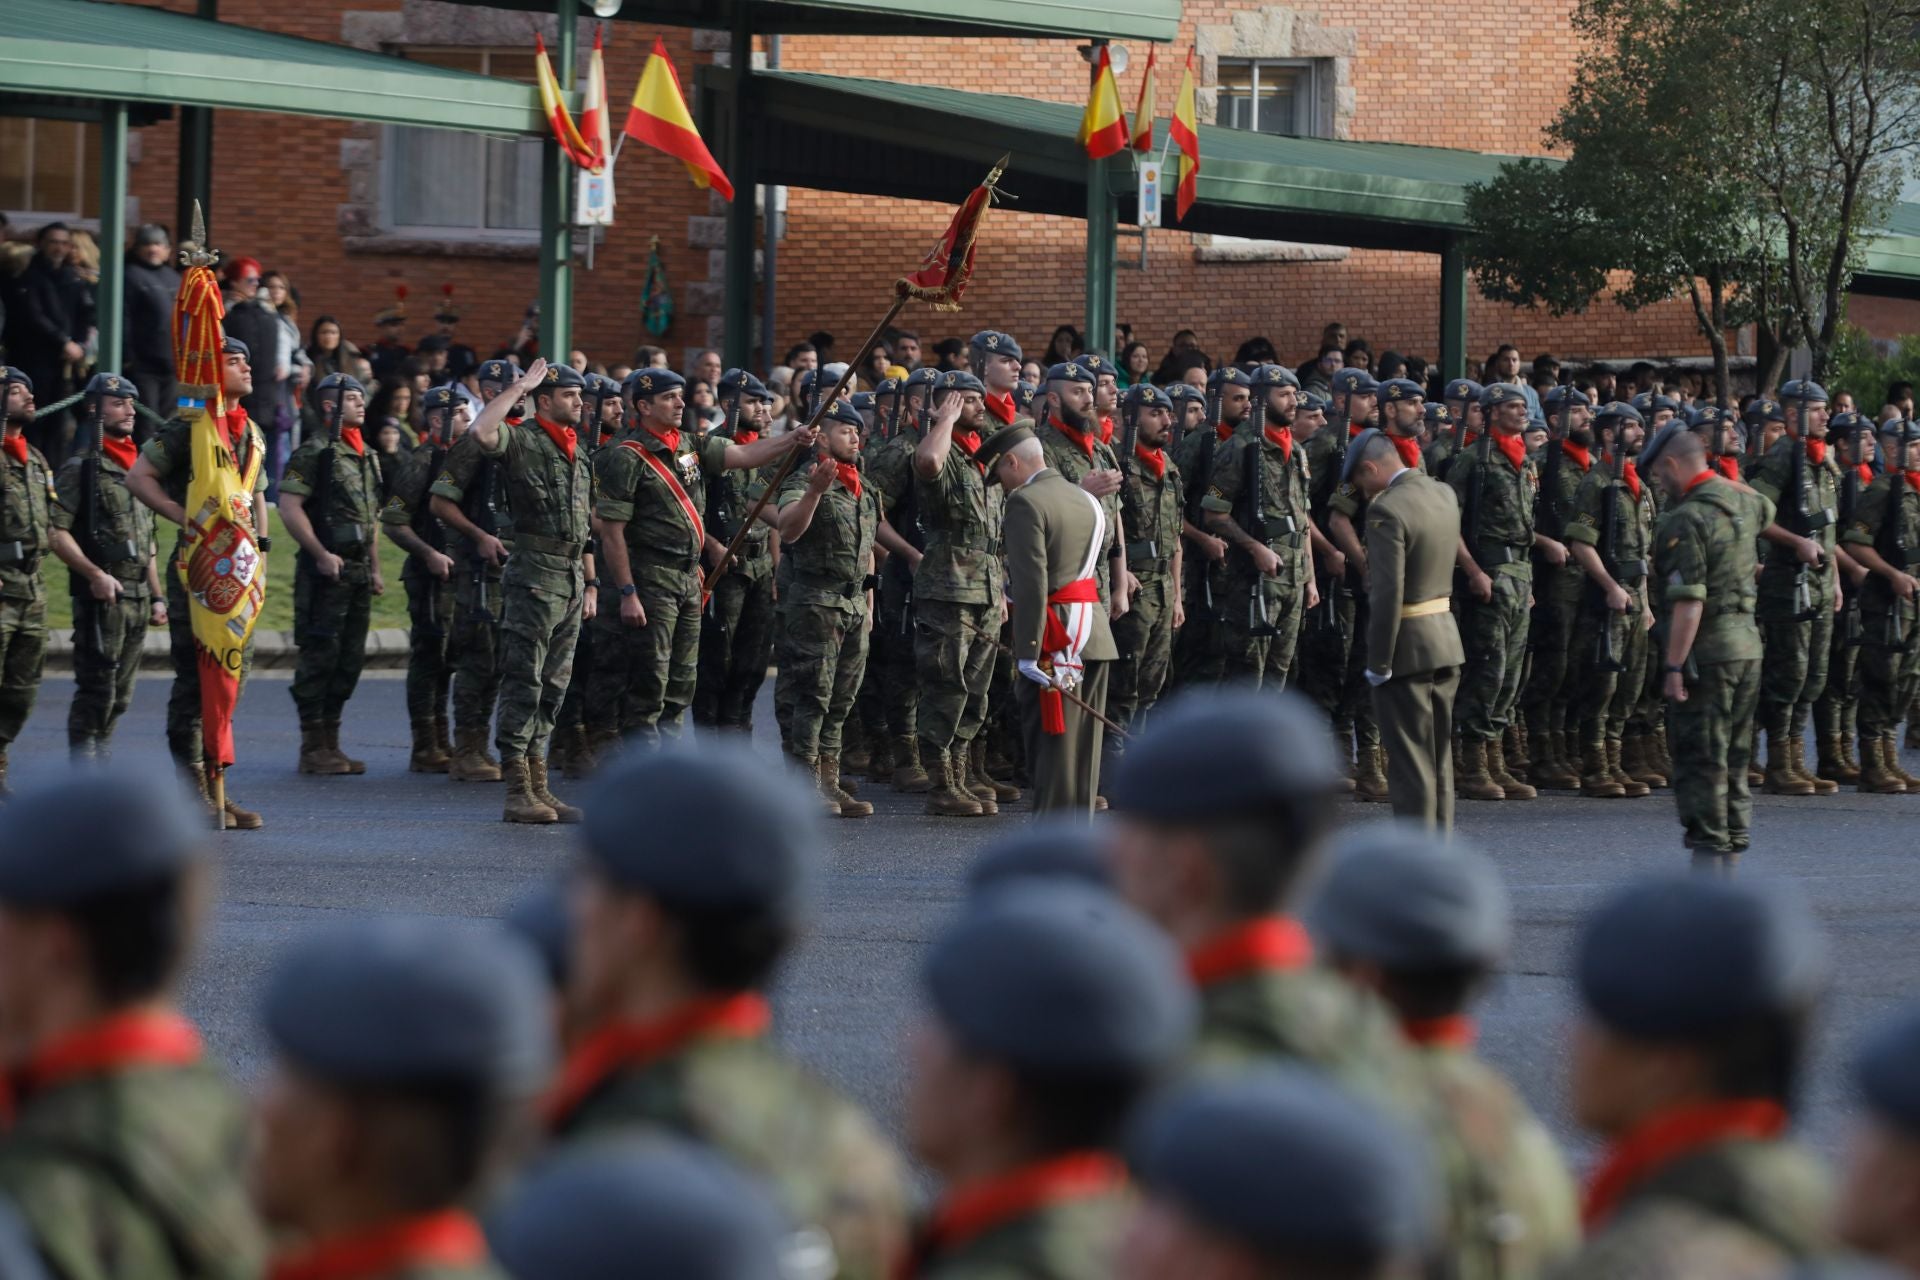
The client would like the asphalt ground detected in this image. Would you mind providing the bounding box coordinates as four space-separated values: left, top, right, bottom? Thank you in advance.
9 673 1917 1167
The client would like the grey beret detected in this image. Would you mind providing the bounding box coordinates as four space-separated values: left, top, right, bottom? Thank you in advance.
967 819 1113 896
1379 378 1424 403
1780 380 1830 404
313 373 366 400
625 368 684 399
503 878 571 990
1444 379 1484 403
1208 366 1252 390
0 769 205 907
263 916 552 1092
0 368 32 393
1123 384 1174 413
970 330 1023 362
1331 368 1380 396
1636 419 1693 473
1542 385 1592 410
490 1137 789 1280
821 400 864 429
1341 427 1385 483
1576 875 1829 1040
924 882 1195 1075
1252 364 1301 392
935 369 986 395
478 359 522 386
581 741 821 913
1309 823 1510 970
1046 362 1096 387
1131 1066 1432 1266
1481 383 1528 409
84 373 136 399
1109 687 1345 823
221 337 249 360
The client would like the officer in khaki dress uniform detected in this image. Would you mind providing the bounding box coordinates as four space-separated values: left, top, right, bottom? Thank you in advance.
1344 428 1466 831
0 368 56 796
51 373 163 762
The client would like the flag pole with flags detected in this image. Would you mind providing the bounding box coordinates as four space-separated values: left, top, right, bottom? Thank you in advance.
535 33 604 172
1169 48 1202 221
624 37 734 200
1077 44 1129 160
1131 44 1158 154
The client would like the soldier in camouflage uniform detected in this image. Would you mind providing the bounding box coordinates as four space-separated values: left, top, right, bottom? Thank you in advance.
1519 385 1595 791
127 338 269 829
428 359 526 784
278 373 385 776
379 385 463 774
1106 385 1183 775
1814 413 1874 785
0 773 265 1279
1559 875 1833 1279
253 916 546 1280
550 373 625 776
1425 377 1485 480
775 401 879 817
1313 825 1580 1279
1305 369 1379 786
866 369 942 794
1564 402 1656 799
49 374 162 763
692 370 779 736
1641 422 1771 862
549 744 909 1280
0 370 53 795
1839 418 1920 794
1166 367 1248 692
591 368 802 753
1038 362 1125 607
1450 383 1546 802
1201 365 1315 692
1749 380 1842 797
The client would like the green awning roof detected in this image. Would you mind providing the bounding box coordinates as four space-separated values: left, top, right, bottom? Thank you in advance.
438 0 1179 44
0 0 545 134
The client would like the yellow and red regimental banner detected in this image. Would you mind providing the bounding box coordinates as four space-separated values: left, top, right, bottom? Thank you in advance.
172 262 265 769
1170 48 1202 221
535 33 605 172
896 155 1008 311
1132 44 1157 154
624 37 733 200
1077 44 1129 160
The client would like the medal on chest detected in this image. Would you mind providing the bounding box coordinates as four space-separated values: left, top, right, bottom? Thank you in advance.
677 452 700 484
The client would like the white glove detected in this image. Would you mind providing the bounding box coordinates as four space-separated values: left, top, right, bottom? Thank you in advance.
1018 659 1054 688
1365 667 1391 687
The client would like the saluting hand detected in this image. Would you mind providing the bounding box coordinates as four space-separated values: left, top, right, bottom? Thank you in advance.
517 359 549 394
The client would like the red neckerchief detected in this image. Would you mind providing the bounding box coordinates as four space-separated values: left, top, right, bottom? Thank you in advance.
1858 463 1876 485
1 434 25 467
1349 421 1368 439
1623 460 1643 501
733 429 760 447
644 423 681 454
1390 433 1422 470
505 413 524 428
543 993 770 1130
1098 415 1115 445
1050 415 1095 460
901 1153 1125 1278
1582 1100 1789 1228
267 1210 487 1280
1806 438 1827 466
1185 916 1313 986
223 406 251 450
1491 431 1526 469
537 415 577 462
1683 469 1716 497
1717 456 1742 481
11 1010 202 1113
1214 422 1235 443
984 392 1016 427
102 435 139 470
1563 440 1592 471
338 427 365 456
836 462 862 500
1401 1014 1476 1049
954 429 982 460
1905 471 1920 495
1263 425 1293 461
1134 444 1166 479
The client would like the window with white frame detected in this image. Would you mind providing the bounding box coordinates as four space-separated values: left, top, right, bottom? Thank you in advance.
383 47 542 235
1215 59 1330 138
0 118 102 220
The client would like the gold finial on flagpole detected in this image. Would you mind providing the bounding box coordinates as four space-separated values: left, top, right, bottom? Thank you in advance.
178 200 220 270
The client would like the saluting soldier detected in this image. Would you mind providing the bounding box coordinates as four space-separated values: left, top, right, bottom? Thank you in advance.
51 373 162 762
1106 384 1183 765
0 370 52 795
776 400 881 817
546 744 909 1280
0 773 266 1278
127 338 270 829
865 368 941 794
1167 366 1249 690
1640 421 1772 863
1839 418 1920 793
378 385 462 774
1519 384 1593 792
692 369 780 736
1311 825 1580 1278
428 358 526 785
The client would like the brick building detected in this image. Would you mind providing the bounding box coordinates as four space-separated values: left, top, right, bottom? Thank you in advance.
7 0 1917 376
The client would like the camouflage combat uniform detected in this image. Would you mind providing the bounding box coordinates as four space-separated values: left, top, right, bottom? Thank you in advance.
428 432 513 763
53 444 155 757
1108 446 1183 744
865 423 925 753
1296 425 1355 715
776 465 878 763
1521 442 1594 778
0 437 53 768
1202 426 1311 687
279 431 382 730
1449 437 1538 750
1564 460 1656 765
1842 470 1920 747
379 437 456 745
905 1176 1126 1280
1749 437 1841 761
913 433 1005 775
692 438 776 730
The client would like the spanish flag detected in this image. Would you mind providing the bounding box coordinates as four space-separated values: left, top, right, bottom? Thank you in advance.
1169 48 1201 221
535 33 603 172
1077 45 1129 160
624 37 734 201
582 26 611 170
1131 45 1157 154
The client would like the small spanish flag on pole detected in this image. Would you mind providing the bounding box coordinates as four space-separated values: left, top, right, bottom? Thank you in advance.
1169 48 1201 221
624 37 734 201
1131 45 1157 154
535 34 603 171
1077 45 1129 160
581 26 611 169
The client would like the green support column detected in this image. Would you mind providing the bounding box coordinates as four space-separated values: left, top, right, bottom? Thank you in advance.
95 101 130 376
721 4 756 370
1439 237 1467 381
1084 155 1116 358
537 0 579 363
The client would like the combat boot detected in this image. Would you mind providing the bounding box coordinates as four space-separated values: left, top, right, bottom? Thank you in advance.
1841 731 1863 777
1456 740 1506 802
1506 722 1531 773
924 746 985 817
1487 739 1536 799
1788 735 1837 795
819 756 873 818
957 741 999 815
1530 730 1580 790
299 722 351 776
448 726 504 783
800 757 839 815
325 722 366 775
1580 739 1626 798
182 759 221 827
1649 725 1675 782
1746 729 1764 786
864 733 895 784
1860 737 1909 793
1621 732 1667 787
410 718 450 774
1763 736 1815 795
502 758 558 824
1605 739 1650 798
1817 734 1860 784
529 756 583 823
890 736 932 793
1353 746 1390 803
973 739 1021 803
1888 735 1920 789
434 715 453 764
841 720 872 778
546 722 581 776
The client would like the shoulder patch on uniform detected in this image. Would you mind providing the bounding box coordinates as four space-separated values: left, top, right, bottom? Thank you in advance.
1667 536 1680 548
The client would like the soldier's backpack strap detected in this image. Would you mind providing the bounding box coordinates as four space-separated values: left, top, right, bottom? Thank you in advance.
0 1131 218 1277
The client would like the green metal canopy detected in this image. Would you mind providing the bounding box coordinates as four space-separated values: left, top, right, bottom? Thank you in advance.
437 0 1179 44
0 0 545 134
